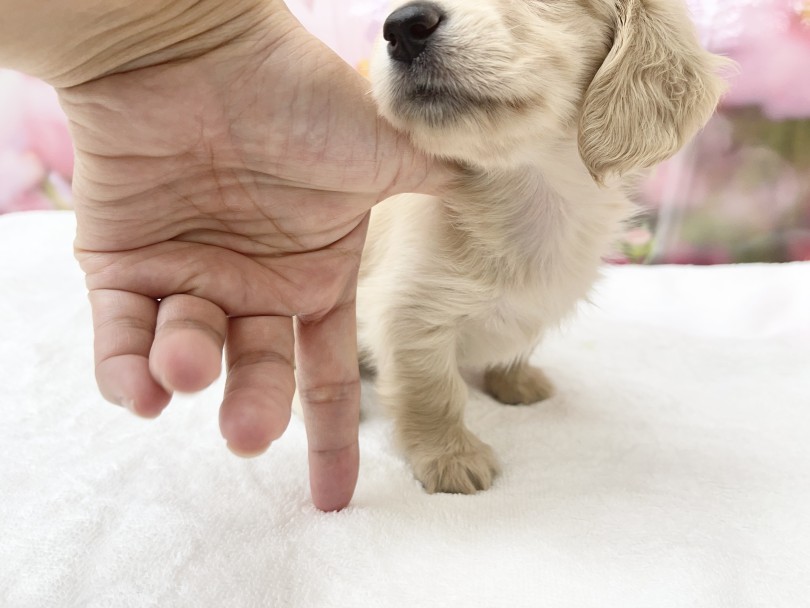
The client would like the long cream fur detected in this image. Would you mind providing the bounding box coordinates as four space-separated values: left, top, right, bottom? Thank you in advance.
359 0 727 493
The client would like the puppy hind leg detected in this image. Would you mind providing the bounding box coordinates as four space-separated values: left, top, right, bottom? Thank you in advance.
484 359 554 405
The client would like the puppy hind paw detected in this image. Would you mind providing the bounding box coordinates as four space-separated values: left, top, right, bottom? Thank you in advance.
484 364 554 405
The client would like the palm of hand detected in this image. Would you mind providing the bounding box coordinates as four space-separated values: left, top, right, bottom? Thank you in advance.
57 15 441 510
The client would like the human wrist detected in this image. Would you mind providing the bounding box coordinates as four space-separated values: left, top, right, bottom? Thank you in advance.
0 0 286 88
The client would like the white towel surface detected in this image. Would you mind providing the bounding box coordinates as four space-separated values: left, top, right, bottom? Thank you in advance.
1 211 809 608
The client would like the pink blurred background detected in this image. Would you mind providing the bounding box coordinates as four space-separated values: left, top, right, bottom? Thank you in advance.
2 0 809 263
0 70 72 214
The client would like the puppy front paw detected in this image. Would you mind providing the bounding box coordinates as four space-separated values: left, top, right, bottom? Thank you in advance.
409 432 500 494
484 363 554 405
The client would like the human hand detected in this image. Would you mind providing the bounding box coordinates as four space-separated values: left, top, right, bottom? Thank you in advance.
55 3 447 511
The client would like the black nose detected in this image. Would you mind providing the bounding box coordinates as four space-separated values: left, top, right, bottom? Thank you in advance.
383 2 445 64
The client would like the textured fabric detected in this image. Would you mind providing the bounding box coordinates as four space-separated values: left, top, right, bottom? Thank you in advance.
1 211 809 608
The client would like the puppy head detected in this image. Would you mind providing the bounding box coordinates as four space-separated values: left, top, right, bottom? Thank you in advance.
371 0 727 179
371 0 612 168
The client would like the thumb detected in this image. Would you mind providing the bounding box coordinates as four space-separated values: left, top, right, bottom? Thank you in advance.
372 116 455 200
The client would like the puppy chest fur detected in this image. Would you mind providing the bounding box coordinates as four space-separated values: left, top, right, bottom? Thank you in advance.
359 0 727 494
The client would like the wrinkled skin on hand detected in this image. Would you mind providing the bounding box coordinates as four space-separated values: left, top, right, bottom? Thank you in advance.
57 7 446 511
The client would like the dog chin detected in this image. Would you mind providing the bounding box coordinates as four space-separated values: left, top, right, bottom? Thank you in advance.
392 80 513 122
376 84 522 167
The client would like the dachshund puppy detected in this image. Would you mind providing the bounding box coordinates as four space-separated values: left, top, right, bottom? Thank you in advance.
359 0 727 493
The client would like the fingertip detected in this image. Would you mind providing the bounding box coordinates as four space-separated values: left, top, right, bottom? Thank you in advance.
309 443 359 512
219 390 289 457
126 385 172 419
150 330 222 393
151 295 227 393
97 354 172 419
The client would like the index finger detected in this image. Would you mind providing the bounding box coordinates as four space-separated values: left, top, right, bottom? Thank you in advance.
295 300 361 512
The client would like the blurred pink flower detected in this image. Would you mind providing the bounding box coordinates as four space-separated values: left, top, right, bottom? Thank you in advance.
688 0 810 119
640 116 734 213
0 69 73 214
786 229 810 260
660 244 733 266
285 0 387 69
1 187 53 214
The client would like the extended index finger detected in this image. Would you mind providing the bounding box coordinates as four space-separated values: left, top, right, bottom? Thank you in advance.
295 300 361 512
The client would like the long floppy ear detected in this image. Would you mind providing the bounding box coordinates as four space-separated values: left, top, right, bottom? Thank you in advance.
578 0 728 183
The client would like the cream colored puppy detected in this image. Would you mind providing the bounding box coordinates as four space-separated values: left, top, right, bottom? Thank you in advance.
358 0 726 494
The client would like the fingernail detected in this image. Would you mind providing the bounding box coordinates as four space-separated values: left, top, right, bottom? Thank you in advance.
120 398 136 414
226 442 271 459
157 373 175 393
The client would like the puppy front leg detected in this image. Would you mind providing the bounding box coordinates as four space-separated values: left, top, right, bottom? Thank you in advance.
377 340 500 494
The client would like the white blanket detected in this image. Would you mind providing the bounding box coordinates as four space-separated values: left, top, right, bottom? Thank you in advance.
1 211 809 607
